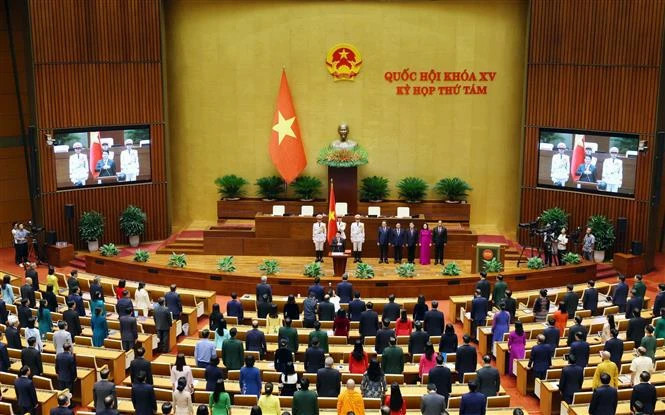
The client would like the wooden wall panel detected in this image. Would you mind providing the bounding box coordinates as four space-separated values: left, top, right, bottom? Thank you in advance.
28 0 169 247
520 0 665 263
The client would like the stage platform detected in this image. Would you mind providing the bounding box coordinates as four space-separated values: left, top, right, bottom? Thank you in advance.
85 252 598 299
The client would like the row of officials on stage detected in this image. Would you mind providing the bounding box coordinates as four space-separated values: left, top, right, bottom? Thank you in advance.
312 214 448 265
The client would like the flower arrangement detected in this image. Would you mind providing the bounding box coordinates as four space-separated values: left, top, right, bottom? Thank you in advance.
317 145 369 167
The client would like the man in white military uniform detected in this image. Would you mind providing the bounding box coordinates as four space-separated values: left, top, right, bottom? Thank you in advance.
602 146 623 193
120 139 139 181
350 214 365 263
312 214 327 263
550 142 570 187
68 142 89 186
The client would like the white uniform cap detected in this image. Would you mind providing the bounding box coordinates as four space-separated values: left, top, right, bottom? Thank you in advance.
609 147 619 153
124 139 133 145
316 214 323 219
73 142 82 148
557 142 566 149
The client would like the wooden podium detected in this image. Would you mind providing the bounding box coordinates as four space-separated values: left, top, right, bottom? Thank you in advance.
328 167 357 215
329 250 351 277
47 244 74 267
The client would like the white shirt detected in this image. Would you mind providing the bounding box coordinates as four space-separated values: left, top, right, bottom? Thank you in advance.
551 153 570 182
602 157 623 186
336 221 346 239
630 355 654 385
312 222 326 242
120 149 139 174
69 153 89 184
350 222 365 243
557 234 568 251
172 389 193 415
135 288 151 312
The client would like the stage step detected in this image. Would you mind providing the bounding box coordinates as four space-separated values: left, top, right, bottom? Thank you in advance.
597 263 618 280
156 247 205 255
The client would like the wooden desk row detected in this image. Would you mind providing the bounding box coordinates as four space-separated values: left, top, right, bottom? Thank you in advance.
240 294 420 314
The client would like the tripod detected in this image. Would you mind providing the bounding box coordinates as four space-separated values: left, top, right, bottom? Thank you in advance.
517 228 541 267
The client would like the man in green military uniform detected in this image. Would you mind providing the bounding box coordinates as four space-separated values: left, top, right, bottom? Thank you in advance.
634 275 647 304
308 321 329 353
492 275 508 306
640 325 657 359
221 328 244 370
381 337 404 374
279 317 299 353
292 378 319 415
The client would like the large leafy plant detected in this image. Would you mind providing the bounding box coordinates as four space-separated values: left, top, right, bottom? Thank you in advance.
292 176 322 200
354 263 375 279
483 257 503 273
258 259 280 275
434 177 472 202
255 176 285 200
360 176 389 201
587 215 616 251
442 262 462 276
99 243 119 257
526 256 544 270
396 263 416 278
217 256 236 272
79 211 105 242
167 252 187 268
397 177 428 202
214 174 248 199
539 207 569 234
303 262 324 277
119 205 146 237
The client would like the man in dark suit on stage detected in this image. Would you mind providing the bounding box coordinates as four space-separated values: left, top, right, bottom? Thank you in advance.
576 155 597 182
256 276 272 304
377 221 391 263
331 231 345 253
406 222 419 264
612 274 629 312
391 222 405 264
336 275 353 303
432 220 447 265
558 354 583 404
589 374 618 415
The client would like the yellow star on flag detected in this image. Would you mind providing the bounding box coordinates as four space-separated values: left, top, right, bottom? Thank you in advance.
329 210 335 222
272 111 297 145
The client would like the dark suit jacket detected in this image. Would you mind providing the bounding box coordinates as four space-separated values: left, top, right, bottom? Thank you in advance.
21 346 43 376
475 280 491 300
116 297 133 317
543 326 560 350
0 299 8 325
375 328 395 354
631 382 657 414
359 310 379 337
432 227 448 245
316 367 341 397
391 228 406 246
460 391 487 415
627 316 647 345
130 357 153 384
153 305 173 331
626 296 644 319
428 365 452 397
6 325 21 349
164 292 182 318
336 281 353 303
304 346 325 373
96 159 117 176
570 341 590 368
582 288 598 315
18 305 32 328
576 163 596 182
308 284 324 302
408 330 430 355
424 309 445 336
15 376 38 410
612 282 628 307
378 227 391 245
455 344 477 378
503 297 517 321
50 406 74 415
476 366 500 397
245 328 267 357
20 284 35 308
55 352 77 382
0 342 10 371
257 302 271 319
26 269 39 292
318 301 335 321
93 379 117 411
566 324 588 346
89 283 103 302
348 299 366 321
119 315 138 341
471 297 489 323
204 365 224 391
44 291 58 312
383 302 401 322
563 292 579 317
559 364 584 403
67 293 86 317
255 283 272 304
406 229 419 246
226 300 244 321
604 337 624 368
589 385 618 415
528 343 552 372
131 383 157 415
653 292 665 316
63 309 82 337
330 236 345 252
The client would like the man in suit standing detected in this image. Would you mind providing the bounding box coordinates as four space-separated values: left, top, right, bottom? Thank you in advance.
476 355 500 397
391 222 405 264
604 329 624 369
66 270 79 293
350 214 365 263
255 276 272 304
589 373 618 415
131 371 157 415
459 382 486 415
377 221 391 263
317 295 335 321
634 274 647 299
348 292 366 321
359 302 379 338
566 316 587 346
52 321 71 355
543 318 560 351
67 287 86 317
375 319 395 354
405 222 419 264
55 343 77 391
336 274 353 303
221 328 244 370
21 278 36 308
18 298 32 328
470 290 488 341
245 320 267 359
98 396 119 415
432 220 447 265
408 321 429 356
153 297 173 353
116 290 134 317
627 310 648 346
528 334 552 379
503 290 517 322
5 317 22 349
21 337 43 377
316 356 341 397
626 288 644 320
274 339 294 374
0 332 10 371
423 301 445 337
455 335 477 381
88 277 103 302
653 284 665 316
278 318 299 353
582 280 599 316
165 284 182 321
563 284 579 319
63 301 82 340
50 394 73 415
382 294 401 322
612 274 629 312
26 264 40 293
119 308 138 351
475 273 490 300
381 337 404 374
94 368 117 412
130 347 153 385
558 354 583 404
226 292 244 322
308 277 324 302
491 275 508 306
570 331 590 369
421 383 447 415
428 354 452 403
331 231 345 253
576 155 597 182
631 371 657 415
304 338 325 373
15 366 38 415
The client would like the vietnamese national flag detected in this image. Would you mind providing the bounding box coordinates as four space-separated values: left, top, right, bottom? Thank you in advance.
269 69 307 183
89 131 102 178
327 181 337 244
570 134 586 181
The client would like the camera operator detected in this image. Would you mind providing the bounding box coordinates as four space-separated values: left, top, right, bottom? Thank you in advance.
556 228 569 265
14 223 29 266
543 228 556 266
11 222 19 265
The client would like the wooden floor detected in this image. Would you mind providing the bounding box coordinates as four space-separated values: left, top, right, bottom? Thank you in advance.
122 253 524 279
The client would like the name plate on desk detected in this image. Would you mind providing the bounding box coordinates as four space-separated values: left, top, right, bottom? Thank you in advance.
176 320 183 335
331 252 345 256
196 301 204 318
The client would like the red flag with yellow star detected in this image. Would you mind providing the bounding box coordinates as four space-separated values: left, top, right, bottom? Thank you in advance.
327 181 337 243
269 70 307 183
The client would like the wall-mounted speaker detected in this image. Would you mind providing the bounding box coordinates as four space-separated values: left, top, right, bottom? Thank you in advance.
45 231 56 246
616 217 628 253
631 241 643 256
64 204 75 220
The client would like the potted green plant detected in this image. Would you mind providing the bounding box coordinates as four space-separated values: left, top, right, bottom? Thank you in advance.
292 176 322 201
539 207 569 234
562 252 581 265
255 176 285 201
397 177 428 203
258 259 280 275
354 263 374 279
119 205 146 247
526 256 544 270
442 262 462 276
587 215 616 262
167 252 187 268
217 256 236 272
99 243 119 257
483 257 503 273
396 263 416 278
360 176 389 202
214 174 248 200
133 249 150 263
434 177 472 203
303 262 324 277
79 210 105 252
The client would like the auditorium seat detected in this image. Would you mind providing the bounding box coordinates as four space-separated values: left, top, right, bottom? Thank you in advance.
335 202 348 216
300 205 314 216
368 206 381 216
397 206 410 218
271 205 286 216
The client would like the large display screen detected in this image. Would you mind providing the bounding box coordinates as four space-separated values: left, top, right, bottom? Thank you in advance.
537 129 639 197
53 126 151 190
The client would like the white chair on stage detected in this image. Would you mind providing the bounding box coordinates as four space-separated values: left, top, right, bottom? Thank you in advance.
335 202 348 217
271 205 286 216
585 142 598 152
53 145 69 153
396 207 411 218
140 140 150 147
626 150 638 157
539 142 554 151
300 205 314 216
367 206 381 217
100 137 114 147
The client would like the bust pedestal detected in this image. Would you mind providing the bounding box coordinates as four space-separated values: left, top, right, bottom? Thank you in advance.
328 167 357 215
